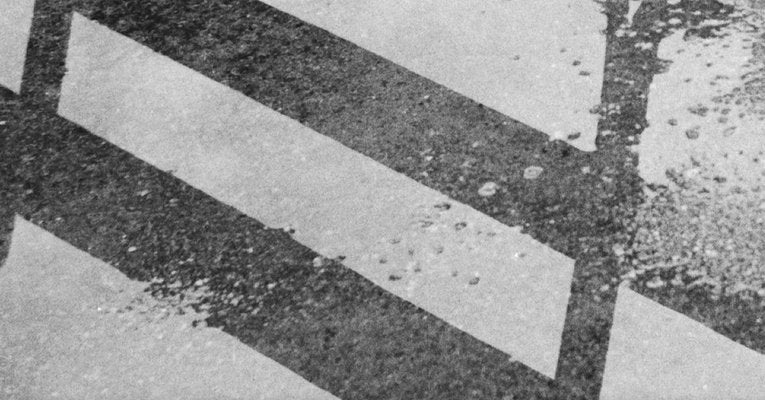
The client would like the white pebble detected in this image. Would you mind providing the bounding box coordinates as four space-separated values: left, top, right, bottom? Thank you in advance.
477 182 499 197
523 166 544 180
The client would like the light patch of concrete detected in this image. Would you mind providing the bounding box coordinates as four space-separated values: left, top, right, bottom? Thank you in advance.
600 284 765 400
0 0 35 93
57 13 575 378
259 0 606 151
627 0 643 25
0 216 339 400
636 4 765 190
624 2 765 299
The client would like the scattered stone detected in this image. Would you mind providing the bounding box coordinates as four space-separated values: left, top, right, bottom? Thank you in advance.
523 166 544 180
478 182 499 197
687 104 710 116
434 202 452 211
645 277 666 289
468 276 480 285
685 126 701 139
388 274 402 281
567 131 582 140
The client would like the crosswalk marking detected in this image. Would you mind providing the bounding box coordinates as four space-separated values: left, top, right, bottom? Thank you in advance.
599 284 765 400
57 13 574 378
0 0 35 93
636 13 765 188
260 0 606 152
626 1 642 25
0 216 340 400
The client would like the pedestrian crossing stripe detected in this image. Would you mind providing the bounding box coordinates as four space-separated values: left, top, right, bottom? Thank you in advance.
0 215 340 400
0 0 35 94
259 0 607 152
57 12 575 379
600 283 765 400
5 2 764 393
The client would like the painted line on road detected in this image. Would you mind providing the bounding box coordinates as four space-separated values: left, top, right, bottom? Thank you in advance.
259 0 606 151
0 216 339 400
57 13 574 378
636 13 765 189
0 0 35 93
600 284 765 400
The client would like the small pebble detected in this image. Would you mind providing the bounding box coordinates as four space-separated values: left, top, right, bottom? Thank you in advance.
645 277 666 289
523 166 544 180
685 127 700 139
478 182 499 197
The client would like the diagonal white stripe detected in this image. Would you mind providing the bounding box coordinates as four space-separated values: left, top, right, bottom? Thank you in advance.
600 284 765 400
0 216 340 400
259 0 607 151
57 14 575 378
0 0 35 93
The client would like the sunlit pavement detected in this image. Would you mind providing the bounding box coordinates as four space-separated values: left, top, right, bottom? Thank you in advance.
1 1 764 399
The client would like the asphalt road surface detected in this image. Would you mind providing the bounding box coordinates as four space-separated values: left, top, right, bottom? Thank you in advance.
1 0 764 399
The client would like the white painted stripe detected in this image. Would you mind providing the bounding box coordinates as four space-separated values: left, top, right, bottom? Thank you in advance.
637 12 765 189
600 284 765 400
259 0 606 152
0 0 35 93
627 1 643 25
0 216 340 400
57 14 575 378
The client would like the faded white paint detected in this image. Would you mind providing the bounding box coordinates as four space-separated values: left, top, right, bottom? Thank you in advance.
0 0 35 93
627 0 643 25
0 216 339 400
636 6 765 189
259 0 607 151
600 284 765 400
57 14 575 378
